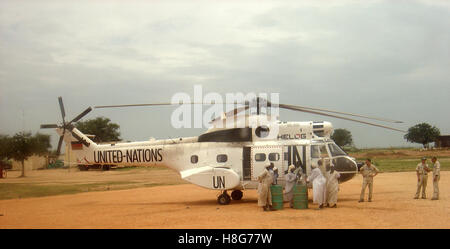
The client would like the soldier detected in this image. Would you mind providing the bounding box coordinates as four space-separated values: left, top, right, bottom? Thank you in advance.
431 157 440 200
359 159 379 202
257 164 275 211
284 165 297 208
414 157 431 199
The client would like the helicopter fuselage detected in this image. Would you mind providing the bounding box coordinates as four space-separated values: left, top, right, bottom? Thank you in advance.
63 120 358 192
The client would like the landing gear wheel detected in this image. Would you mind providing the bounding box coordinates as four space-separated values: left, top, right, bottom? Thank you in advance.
217 192 231 205
231 190 243 200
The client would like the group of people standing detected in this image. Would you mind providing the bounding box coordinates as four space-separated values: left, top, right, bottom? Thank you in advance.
302 158 341 209
415 157 440 200
359 156 441 202
257 159 341 211
257 156 441 211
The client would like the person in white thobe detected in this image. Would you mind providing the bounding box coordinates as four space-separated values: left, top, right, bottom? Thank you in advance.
326 166 341 208
284 165 297 208
307 161 327 209
257 164 274 211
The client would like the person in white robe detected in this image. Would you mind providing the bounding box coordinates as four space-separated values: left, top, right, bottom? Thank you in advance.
257 164 274 211
326 165 341 208
273 167 279 185
284 165 297 208
307 160 327 209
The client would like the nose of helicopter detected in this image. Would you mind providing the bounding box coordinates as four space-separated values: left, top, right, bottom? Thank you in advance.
332 156 358 183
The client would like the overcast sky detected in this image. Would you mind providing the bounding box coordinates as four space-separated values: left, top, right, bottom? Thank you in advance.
1 0 449 150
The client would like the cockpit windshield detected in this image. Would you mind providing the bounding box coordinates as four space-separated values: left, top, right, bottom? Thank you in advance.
327 143 347 156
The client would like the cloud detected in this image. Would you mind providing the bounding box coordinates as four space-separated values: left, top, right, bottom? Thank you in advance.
0 0 449 149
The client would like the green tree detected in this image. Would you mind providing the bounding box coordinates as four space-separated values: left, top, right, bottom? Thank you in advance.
7 132 51 177
404 123 440 148
0 134 10 160
331 128 353 147
75 117 121 143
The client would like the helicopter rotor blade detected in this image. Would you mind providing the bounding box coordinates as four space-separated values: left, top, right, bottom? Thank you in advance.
69 107 93 124
210 105 250 123
274 104 403 124
279 104 406 133
94 102 244 109
40 124 59 129
58 96 66 122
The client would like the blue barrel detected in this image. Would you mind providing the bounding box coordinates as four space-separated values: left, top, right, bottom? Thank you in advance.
270 185 284 210
293 184 308 209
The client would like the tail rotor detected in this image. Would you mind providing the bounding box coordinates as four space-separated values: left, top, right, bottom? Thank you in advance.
40 97 92 156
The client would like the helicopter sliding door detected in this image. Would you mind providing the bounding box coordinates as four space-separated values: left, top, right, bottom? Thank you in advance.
250 146 283 181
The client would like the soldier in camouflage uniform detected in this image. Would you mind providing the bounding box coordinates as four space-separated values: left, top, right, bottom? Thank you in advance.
359 159 379 202
414 157 431 199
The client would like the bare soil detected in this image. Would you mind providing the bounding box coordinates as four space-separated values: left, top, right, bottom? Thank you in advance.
0 169 448 229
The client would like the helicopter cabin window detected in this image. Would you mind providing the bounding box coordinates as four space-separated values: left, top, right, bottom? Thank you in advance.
311 145 320 158
311 145 328 158
255 153 266 162
328 143 347 156
268 153 280 161
191 155 198 164
217 154 228 163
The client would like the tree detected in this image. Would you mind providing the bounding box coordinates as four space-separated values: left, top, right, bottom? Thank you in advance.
75 117 121 143
331 128 353 147
404 123 440 148
0 134 10 160
7 132 51 177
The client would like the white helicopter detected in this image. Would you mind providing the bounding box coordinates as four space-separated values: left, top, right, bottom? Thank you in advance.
40 97 404 205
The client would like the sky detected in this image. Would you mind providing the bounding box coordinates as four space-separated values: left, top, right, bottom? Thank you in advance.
0 0 449 150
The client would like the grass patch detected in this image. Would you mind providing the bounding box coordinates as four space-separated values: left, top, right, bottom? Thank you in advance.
0 182 168 200
354 157 450 172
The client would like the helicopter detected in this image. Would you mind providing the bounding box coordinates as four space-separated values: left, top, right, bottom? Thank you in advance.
40 96 405 205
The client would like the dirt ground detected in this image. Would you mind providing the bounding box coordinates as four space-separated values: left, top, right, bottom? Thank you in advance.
0 169 448 229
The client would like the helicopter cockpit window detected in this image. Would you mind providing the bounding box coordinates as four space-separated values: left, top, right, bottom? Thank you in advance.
217 154 228 163
255 153 266 162
328 143 347 157
268 153 280 161
190 155 198 164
